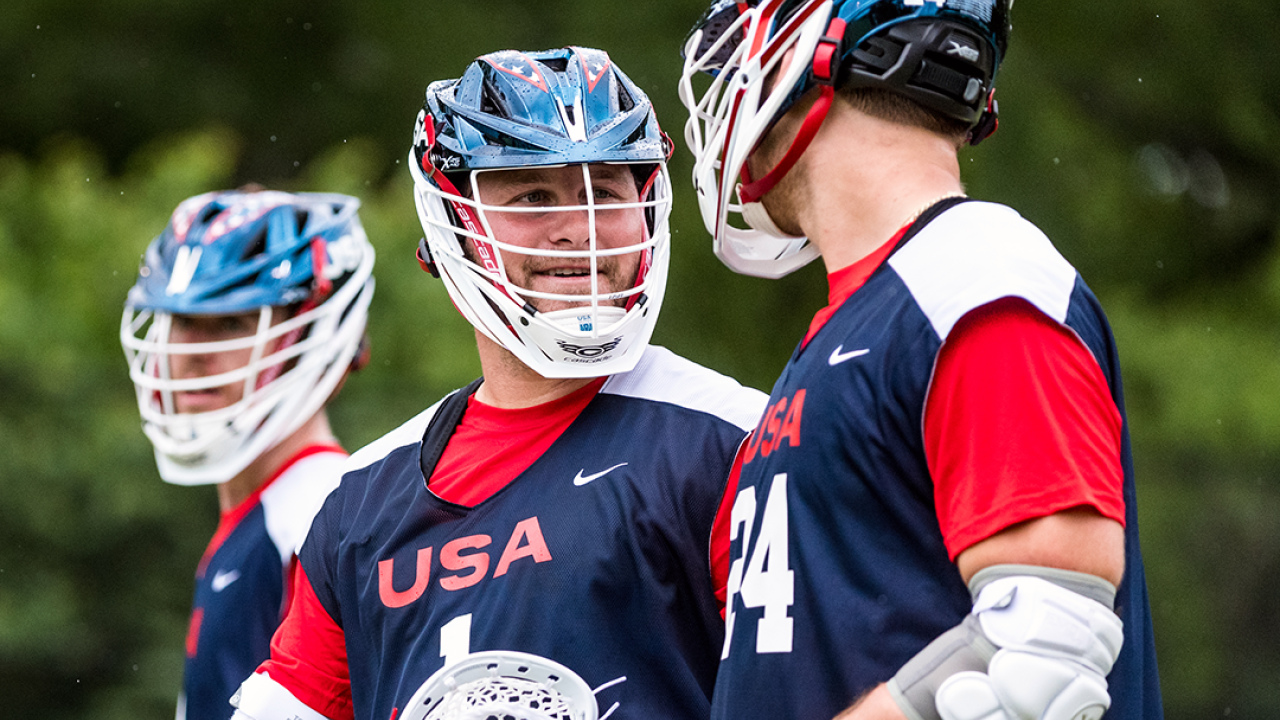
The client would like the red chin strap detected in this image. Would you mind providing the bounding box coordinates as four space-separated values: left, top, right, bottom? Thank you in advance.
737 84 833 204
736 17 846 205
256 236 332 391
415 138 529 330
625 164 663 311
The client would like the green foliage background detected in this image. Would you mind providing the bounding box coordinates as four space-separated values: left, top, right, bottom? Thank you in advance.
1 1 1277 718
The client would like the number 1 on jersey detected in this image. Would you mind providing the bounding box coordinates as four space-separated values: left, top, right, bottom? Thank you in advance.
724 473 794 657
439 613 472 668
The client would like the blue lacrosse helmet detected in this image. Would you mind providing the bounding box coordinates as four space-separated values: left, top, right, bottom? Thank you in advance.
121 190 376 485
127 190 364 314
409 47 675 379
679 0 1011 278
414 46 671 172
688 0 1009 137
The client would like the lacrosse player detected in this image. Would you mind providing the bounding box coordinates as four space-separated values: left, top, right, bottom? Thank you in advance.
121 190 375 720
230 46 766 720
679 1 1163 719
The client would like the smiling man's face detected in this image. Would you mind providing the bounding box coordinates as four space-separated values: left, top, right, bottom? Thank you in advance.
471 163 646 314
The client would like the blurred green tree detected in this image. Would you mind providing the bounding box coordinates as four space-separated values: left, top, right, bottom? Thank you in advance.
1 0 1278 718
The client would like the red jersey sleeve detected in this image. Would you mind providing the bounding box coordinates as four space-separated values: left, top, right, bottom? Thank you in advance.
257 563 354 720
924 297 1126 560
710 436 750 618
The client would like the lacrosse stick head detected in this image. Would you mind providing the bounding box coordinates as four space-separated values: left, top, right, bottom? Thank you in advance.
400 651 600 720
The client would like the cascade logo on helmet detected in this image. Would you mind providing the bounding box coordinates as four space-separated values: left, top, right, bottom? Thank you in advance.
408 46 675 379
678 0 1011 278
557 338 624 359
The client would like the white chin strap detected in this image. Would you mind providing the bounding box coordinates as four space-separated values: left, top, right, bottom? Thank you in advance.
739 197 803 240
536 305 628 335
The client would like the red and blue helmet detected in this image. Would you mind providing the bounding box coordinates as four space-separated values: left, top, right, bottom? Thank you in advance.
410 47 674 379
679 0 1011 278
121 190 375 485
126 190 370 313
415 46 670 172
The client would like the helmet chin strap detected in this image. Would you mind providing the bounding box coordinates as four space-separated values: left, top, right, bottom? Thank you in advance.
736 83 834 205
740 198 803 238
733 82 833 240
735 16 847 223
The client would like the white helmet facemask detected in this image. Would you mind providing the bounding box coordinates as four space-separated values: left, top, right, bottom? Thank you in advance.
680 0 1009 280
679 0 833 278
121 191 375 486
121 263 373 485
412 157 672 379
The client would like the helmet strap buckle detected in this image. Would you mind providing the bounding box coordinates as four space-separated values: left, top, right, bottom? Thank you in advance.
967 89 999 146
811 18 848 87
416 237 440 278
309 236 334 297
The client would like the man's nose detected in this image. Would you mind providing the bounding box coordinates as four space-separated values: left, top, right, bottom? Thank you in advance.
551 207 594 247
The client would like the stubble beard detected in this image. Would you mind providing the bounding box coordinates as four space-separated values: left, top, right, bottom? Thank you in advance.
463 239 640 315
747 118 809 238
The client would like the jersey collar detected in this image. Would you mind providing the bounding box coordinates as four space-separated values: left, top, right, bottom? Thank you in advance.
800 197 972 348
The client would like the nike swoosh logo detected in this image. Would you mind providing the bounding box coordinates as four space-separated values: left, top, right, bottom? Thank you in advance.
211 569 241 592
574 462 628 486
828 345 870 366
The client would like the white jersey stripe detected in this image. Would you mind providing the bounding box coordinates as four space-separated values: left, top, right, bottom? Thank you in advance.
889 202 1078 341
602 345 766 432
261 451 348 561
347 346 766 479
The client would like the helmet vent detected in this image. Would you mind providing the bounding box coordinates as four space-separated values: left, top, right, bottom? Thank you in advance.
480 79 507 118
946 0 996 24
499 135 543 152
197 205 222 226
616 82 635 112
623 125 648 148
220 272 259 295
242 227 268 261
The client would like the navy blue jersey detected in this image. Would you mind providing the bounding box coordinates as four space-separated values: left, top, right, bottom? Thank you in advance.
711 202 1162 720
179 448 345 720
298 346 766 720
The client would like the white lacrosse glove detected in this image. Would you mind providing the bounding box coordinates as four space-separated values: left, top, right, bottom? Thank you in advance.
229 671 333 720
889 565 1124 720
